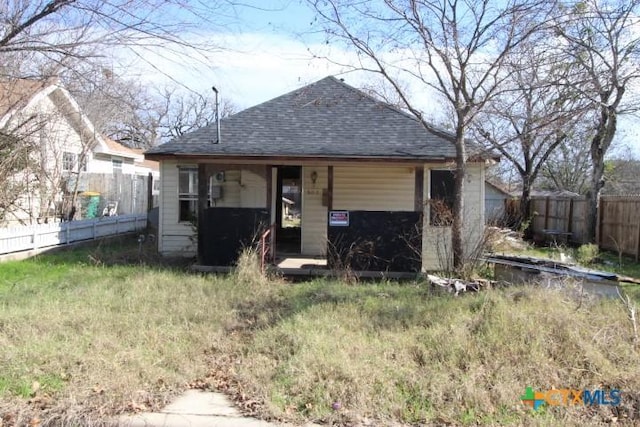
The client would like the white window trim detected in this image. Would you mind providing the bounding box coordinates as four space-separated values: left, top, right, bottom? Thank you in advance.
178 166 198 222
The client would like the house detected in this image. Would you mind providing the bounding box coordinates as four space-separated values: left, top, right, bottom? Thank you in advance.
0 78 157 224
145 76 496 271
485 180 514 224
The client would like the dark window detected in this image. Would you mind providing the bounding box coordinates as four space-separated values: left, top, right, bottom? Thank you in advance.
178 167 198 222
62 152 76 171
430 170 455 226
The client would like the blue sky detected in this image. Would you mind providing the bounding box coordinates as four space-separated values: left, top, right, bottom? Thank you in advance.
119 0 639 158
118 1 350 109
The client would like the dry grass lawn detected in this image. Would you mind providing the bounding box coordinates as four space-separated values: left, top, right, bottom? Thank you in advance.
1 237 639 426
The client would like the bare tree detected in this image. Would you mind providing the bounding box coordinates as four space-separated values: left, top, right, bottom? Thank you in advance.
600 156 640 195
554 0 640 242
60 63 161 148
156 86 237 142
308 0 551 270
0 125 37 223
0 0 227 71
70 71 239 147
0 0 237 145
474 37 588 229
539 135 592 195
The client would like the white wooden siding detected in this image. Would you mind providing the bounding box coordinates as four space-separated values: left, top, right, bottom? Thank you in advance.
89 154 115 174
89 153 136 175
485 183 509 223
214 169 241 208
301 166 327 256
240 166 267 208
4 94 87 225
210 167 266 208
159 161 196 255
421 163 485 270
333 166 414 211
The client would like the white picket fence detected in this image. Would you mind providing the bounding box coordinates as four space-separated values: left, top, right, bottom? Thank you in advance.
0 214 147 255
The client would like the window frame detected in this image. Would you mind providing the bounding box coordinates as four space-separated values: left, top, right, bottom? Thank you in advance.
178 166 198 222
112 157 123 174
62 152 77 172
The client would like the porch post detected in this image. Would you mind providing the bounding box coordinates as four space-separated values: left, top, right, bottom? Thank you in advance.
414 166 424 212
266 165 275 260
197 163 209 264
266 164 272 218
327 166 334 211
415 165 425 272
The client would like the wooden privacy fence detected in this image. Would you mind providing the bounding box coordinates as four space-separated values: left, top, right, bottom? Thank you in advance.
0 213 147 255
529 195 640 260
598 196 640 261
530 196 588 244
70 173 152 218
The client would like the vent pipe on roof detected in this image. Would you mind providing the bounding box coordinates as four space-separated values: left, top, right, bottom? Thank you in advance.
212 86 221 144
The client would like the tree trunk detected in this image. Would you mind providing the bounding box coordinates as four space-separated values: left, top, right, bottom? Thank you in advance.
586 146 606 243
586 108 616 243
519 180 533 239
452 120 467 272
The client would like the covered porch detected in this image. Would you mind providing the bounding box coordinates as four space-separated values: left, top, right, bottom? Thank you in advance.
193 161 425 274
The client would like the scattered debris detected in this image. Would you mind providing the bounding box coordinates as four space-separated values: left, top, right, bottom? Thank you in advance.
485 254 619 281
427 274 496 295
485 226 528 251
484 254 626 298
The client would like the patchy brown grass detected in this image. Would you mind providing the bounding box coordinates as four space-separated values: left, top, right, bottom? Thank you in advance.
1 239 639 426
225 282 640 426
0 239 258 426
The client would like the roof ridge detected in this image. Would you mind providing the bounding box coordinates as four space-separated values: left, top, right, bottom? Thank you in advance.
328 76 458 142
146 75 498 162
219 77 338 122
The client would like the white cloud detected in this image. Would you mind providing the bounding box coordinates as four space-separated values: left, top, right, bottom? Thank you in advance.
114 32 357 109
111 28 640 157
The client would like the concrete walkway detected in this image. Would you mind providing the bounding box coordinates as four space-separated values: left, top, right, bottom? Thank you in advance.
118 390 304 427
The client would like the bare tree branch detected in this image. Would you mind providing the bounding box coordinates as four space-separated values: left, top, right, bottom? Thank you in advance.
308 0 554 270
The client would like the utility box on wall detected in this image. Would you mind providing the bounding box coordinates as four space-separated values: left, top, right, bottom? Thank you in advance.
210 184 223 200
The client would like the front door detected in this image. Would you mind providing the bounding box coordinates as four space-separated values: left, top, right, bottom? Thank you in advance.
275 166 302 254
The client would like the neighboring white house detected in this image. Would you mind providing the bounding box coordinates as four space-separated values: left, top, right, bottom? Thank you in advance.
0 78 158 225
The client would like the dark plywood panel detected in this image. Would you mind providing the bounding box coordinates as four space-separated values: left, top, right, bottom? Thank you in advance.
328 211 422 272
200 207 269 266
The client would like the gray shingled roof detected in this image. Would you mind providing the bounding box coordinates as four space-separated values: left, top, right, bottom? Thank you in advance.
145 76 491 161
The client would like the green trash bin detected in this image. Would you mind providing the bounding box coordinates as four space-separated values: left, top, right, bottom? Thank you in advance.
82 192 101 219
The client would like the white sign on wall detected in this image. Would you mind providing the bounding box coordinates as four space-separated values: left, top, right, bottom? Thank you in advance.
329 211 349 226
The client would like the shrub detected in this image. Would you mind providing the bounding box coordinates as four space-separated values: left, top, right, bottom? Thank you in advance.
235 247 268 286
576 243 599 265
